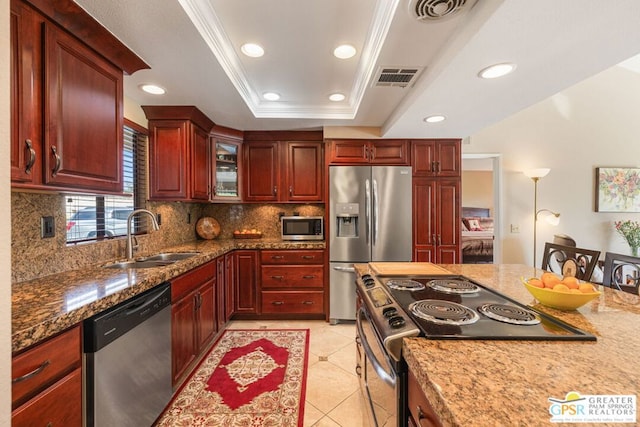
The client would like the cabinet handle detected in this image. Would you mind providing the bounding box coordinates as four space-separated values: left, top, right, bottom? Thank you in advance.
289 186 293 196
301 255 315 259
302 275 316 279
416 405 429 425
431 234 436 245
437 235 441 246
430 161 436 172
271 275 284 280
273 186 278 196
272 301 284 305
271 255 284 260
12 360 50 384
24 139 36 174
51 146 61 177
364 146 369 160
302 301 314 305
436 161 441 173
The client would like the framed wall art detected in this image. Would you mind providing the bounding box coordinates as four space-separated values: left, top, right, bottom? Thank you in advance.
595 167 640 212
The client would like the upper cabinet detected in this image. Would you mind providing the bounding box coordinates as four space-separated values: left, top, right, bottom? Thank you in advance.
243 131 324 202
143 106 215 202
10 0 148 193
210 126 243 202
411 139 461 176
327 139 410 165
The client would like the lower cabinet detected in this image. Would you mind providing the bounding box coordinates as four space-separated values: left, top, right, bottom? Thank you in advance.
171 260 217 386
407 368 442 427
260 249 325 317
233 250 259 315
11 325 82 427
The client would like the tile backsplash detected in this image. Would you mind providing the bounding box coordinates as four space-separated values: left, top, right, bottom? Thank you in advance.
11 191 324 283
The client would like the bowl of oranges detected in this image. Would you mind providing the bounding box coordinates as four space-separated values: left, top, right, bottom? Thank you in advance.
521 272 601 310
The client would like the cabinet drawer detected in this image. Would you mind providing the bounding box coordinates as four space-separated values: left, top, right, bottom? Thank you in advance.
261 266 323 288
12 367 82 427
171 261 215 300
12 326 81 407
261 250 325 265
407 369 442 427
261 291 324 314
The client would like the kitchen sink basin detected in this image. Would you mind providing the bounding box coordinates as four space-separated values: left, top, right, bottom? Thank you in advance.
103 252 200 269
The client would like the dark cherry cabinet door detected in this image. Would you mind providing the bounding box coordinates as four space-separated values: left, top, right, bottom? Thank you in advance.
216 256 227 331
225 252 236 321
328 139 409 165
435 179 460 263
234 250 259 314
287 142 323 201
370 140 410 164
413 178 436 261
171 293 197 385
190 125 210 201
148 120 189 200
243 142 280 201
43 23 123 192
328 139 369 164
195 279 216 351
412 139 460 176
10 1 41 184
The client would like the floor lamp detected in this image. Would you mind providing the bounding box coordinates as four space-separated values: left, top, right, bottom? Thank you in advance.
524 169 560 267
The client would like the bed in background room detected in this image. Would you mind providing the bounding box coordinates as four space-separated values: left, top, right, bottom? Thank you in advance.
461 207 494 264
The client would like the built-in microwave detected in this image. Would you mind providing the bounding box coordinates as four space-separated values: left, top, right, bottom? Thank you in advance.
281 216 324 241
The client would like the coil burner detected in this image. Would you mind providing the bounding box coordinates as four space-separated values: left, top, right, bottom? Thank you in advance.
477 303 541 325
386 279 426 291
409 300 479 326
426 279 480 294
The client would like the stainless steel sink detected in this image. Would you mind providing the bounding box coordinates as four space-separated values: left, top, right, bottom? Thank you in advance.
103 252 200 269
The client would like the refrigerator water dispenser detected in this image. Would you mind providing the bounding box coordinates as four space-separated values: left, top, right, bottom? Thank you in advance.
335 203 359 237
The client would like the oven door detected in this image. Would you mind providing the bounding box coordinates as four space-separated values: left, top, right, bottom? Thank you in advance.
357 306 403 427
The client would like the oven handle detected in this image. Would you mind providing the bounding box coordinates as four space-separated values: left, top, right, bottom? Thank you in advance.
332 266 355 272
356 307 397 387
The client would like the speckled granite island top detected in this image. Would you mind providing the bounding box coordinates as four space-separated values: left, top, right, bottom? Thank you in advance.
376 264 639 427
12 238 325 353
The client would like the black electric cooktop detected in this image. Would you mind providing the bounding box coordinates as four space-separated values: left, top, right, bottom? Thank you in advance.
377 275 596 341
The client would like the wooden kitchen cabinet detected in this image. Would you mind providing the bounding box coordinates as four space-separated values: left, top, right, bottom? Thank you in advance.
407 369 443 427
413 177 460 263
12 325 82 426
327 139 410 165
260 249 325 317
243 131 324 202
143 106 215 202
216 256 227 331
232 250 260 315
210 125 243 202
10 0 147 192
171 260 216 386
412 139 461 177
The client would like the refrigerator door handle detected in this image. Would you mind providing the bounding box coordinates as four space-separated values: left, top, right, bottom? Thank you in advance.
365 178 371 245
332 266 356 272
372 178 379 246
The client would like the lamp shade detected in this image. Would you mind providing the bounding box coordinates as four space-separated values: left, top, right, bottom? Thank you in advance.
524 168 550 179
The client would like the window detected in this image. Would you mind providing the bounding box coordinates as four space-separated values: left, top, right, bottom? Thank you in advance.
66 120 148 243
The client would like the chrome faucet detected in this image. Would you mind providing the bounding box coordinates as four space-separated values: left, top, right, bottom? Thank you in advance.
126 209 160 260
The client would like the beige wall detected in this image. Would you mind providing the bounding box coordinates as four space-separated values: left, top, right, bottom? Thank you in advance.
462 170 493 214
1 0 12 421
466 65 640 265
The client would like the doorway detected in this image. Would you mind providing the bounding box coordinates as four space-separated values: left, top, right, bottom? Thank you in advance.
461 154 501 263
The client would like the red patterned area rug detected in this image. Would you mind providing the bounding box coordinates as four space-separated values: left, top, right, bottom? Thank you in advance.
157 329 310 426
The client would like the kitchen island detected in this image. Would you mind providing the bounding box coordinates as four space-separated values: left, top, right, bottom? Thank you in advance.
396 264 639 426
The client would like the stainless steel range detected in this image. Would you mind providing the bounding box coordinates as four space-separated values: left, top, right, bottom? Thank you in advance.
355 273 595 427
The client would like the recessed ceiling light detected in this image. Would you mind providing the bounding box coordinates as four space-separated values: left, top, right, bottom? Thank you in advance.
329 93 346 102
263 92 280 101
333 44 356 59
424 115 446 123
241 43 264 58
478 62 516 79
139 84 166 95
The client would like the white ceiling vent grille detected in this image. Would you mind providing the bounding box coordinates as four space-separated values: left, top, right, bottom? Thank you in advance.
410 0 471 21
373 67 422 88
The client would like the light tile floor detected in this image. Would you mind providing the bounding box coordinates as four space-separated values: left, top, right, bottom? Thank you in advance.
226 319 367 427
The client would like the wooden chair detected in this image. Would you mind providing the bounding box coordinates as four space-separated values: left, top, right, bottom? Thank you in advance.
541 243 600 280
602 252 640 295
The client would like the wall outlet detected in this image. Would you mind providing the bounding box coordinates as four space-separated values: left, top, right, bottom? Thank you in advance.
41 216 55 238
510 224 520 233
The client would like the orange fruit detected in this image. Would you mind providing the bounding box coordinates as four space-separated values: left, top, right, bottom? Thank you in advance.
578 283 596 293
527 278 544 288
569 289 582 294
541 273 561 289
562 276 580 289
553 284 571 293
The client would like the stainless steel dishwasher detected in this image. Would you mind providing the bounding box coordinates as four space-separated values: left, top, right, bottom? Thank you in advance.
84 282 172 427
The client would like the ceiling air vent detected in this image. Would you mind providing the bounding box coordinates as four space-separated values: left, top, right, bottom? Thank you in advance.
410 0 471 21
373 67 422 88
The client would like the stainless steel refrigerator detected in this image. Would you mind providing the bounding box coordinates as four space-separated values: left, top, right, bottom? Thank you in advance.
329 165 413 323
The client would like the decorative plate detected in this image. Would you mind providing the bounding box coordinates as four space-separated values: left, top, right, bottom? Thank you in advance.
196 217 221 240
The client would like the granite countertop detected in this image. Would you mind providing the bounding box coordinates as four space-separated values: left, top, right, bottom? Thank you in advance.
393 264 640 427
12 238 325 353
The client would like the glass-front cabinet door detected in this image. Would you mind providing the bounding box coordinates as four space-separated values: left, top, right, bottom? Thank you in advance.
211 139 241 201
